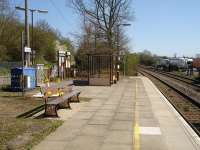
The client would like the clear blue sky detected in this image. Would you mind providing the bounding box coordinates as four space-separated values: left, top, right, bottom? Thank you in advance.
13 0 200 57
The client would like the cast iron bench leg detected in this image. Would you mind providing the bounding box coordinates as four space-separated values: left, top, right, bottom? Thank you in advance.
45 104 58 117
77 93 80 102
70 94 80 103
59 100 71 109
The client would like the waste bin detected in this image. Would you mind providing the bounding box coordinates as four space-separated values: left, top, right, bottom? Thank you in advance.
11 67 36 91
24 75 31 89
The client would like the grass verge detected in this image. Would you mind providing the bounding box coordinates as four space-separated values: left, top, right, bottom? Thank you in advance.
0 118 63 150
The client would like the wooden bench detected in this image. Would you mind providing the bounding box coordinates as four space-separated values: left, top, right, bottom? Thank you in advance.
40 85 72 97
44 90 81 117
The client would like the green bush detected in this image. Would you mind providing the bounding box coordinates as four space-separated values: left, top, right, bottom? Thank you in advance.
0 68 10 76
122 53 139 76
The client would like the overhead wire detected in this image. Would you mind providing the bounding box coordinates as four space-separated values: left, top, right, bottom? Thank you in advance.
9 0 24 10
49 0 69 27
7 0 24 16
12 0 69 27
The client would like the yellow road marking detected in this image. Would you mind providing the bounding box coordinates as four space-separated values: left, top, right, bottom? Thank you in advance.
134 80 140 150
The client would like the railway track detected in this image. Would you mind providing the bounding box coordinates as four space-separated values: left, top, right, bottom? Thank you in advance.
138 68 200 137
139 67 200 107
140 66 200 89
166 72 200 84
140 66 200 107
155 70 200 91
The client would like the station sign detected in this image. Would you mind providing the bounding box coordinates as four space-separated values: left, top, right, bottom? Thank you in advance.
24 47 31 53
58 50 65 57
66 51 71 56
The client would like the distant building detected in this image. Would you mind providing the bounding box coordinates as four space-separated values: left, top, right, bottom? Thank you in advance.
196 54 200 58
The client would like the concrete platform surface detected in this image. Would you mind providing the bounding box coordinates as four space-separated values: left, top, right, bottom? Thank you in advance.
33 77 200 150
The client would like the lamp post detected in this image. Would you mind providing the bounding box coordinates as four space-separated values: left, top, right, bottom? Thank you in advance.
116 23 131 80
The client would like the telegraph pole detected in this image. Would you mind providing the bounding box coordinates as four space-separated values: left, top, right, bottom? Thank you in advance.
16 0 30 66
16 1 48 66
116 23 131 80
25 0 30 67
30 9 35 65
30 9 35 50
21 31 25 96
25 0 30 47
29 9 48 64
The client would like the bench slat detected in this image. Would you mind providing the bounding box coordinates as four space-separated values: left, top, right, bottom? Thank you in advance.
47 90 80 105
44 89 81 117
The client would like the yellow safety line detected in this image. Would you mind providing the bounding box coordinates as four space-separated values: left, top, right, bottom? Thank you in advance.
134 123 140 149
134 80 140 150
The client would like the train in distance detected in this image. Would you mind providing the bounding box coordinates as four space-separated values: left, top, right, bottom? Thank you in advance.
155 57 200 71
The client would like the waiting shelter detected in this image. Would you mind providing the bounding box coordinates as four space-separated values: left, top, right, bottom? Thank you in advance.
74 54 118 86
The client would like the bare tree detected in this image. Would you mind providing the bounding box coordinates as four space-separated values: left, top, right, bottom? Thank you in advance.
0 0 14 37
0 0 22 61
0 0 10 15
71 0 132 49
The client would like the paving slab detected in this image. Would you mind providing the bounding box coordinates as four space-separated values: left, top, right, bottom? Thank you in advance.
34 141 67 150
140 77 200 150
140 135 167 150
100 144 132 150
33 77 200 150
64 136 103 150
95 111 115 117
114 112 134 121
78 124 107 137
110 120 133 131
88 117 112 125
103 130 133 144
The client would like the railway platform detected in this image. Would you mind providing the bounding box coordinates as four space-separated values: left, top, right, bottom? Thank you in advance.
34 76 200 150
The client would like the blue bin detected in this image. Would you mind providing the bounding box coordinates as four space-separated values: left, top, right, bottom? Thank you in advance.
11 67 36 91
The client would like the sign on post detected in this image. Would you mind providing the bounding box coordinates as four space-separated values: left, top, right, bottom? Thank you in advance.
24 47 31 53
